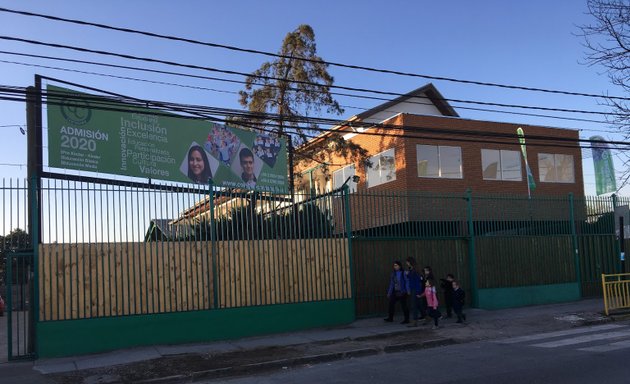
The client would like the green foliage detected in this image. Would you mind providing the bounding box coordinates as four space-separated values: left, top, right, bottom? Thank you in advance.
237 24 368 175
0 228 32 290
183 201 334 241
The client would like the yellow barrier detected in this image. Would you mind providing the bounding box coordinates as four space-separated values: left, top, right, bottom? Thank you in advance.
602 273 630 316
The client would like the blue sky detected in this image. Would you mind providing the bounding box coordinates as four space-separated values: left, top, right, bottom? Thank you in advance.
0 0 624 194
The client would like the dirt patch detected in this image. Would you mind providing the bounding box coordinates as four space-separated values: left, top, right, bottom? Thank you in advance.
47 333 440 383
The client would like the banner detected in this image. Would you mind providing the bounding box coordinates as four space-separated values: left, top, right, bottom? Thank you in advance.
516 127 536 197
47 85 288 193
590 135 617 195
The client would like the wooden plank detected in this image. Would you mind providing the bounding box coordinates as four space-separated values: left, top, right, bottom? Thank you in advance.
39 238 355 319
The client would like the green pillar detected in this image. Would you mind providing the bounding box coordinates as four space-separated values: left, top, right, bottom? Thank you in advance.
343 185 356 316
569 193 582 297
612 194 623 273
209 180 219 309
465 189 478 308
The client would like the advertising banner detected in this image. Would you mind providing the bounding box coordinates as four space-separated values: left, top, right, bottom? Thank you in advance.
590 135 616 195
516 127 536 197
47 85 288 193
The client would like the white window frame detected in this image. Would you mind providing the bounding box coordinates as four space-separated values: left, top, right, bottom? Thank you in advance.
416 144 463 179
538 153 575 183
332 164 357 193
481 149 522 181
366 148 396 188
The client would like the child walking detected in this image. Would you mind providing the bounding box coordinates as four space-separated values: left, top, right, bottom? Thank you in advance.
425 279 441 329
384 261 410 324
440 274 455 318
452 280 467 323
405 257 423 327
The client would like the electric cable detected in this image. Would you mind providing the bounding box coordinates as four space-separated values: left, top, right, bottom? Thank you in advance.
0 36 617 117
1 6 627 101
1 55 625 132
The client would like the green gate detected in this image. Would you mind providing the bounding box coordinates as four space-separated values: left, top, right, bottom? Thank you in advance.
6 250 35 360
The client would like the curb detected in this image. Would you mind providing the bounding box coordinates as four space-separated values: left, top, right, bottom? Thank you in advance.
138 338 453 384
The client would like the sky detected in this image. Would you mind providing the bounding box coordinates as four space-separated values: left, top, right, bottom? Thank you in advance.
0 0 625 196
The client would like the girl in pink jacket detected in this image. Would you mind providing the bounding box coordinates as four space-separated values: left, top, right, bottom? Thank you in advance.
425 279 441 329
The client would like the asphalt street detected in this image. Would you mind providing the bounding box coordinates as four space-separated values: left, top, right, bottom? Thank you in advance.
207 322 630 384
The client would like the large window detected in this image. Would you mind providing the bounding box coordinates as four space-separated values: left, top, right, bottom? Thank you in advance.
366 148 396 188
416 145 462 179
332 164 357 193
481 149 522 181
538 153 575 183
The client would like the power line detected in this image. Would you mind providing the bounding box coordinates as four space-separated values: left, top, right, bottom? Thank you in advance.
0 85 611 147
0 58 240 95
1 55 625 132
0 36 617 117
1 6 627 101
1 84 628 152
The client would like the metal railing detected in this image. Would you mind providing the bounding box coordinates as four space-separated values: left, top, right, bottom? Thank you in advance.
602 273 630 315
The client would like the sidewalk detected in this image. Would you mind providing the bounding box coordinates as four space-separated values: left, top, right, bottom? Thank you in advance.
0 298 613 384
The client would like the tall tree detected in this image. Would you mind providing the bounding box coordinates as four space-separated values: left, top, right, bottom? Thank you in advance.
580 0 630 184
238 25 368 178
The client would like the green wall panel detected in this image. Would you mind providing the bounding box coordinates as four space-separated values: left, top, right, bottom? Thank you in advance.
37 300 354 358
477 283 580 310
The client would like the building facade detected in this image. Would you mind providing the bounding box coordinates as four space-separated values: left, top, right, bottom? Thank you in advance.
297 84 584 198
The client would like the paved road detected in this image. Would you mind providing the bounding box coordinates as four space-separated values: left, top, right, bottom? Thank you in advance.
206 322 630 384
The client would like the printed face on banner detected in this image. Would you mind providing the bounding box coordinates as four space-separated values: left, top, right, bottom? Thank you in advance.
46 85 288 193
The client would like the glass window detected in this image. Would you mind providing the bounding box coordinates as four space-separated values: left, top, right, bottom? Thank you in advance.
367 148 396 188
440 146 463 179
538 153 574 183
481 149 522 181
332 164 357 193
417 145 462 179
481 149 500 180
501 150 522 181
417 145 439 177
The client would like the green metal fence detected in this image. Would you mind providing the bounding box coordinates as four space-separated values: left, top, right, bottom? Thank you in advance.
2 177 629 354
34 178 352 321
0 179 35 361
348 191 624 316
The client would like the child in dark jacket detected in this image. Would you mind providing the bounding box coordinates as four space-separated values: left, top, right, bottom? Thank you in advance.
384 261 410 324
405 257 423 327
440 274 455 318
452 280 466 323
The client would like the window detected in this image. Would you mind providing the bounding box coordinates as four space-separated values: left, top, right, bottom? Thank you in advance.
481 149 522 181
538 153 575 183
332 164 357 193
416 145 462 179
366 148 396 188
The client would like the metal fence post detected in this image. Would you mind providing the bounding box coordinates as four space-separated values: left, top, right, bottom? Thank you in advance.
7 252 13 359
569 193 582 297
612 194 623 273
209 180 219 309
465 189 478 308
343 185 356 314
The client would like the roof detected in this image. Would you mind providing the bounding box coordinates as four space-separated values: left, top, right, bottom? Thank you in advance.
353 83 459 120
144 219 192 241
300 83 458 150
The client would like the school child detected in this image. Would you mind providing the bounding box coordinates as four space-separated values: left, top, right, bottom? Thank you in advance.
440 273 455 318
384 261 410 324
404 257 422 327
425 279 441 329
452 280 467 324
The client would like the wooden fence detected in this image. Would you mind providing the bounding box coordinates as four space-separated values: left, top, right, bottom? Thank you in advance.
39 239 350 321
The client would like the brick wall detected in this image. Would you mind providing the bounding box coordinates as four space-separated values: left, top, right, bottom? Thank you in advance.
296 114 584 198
